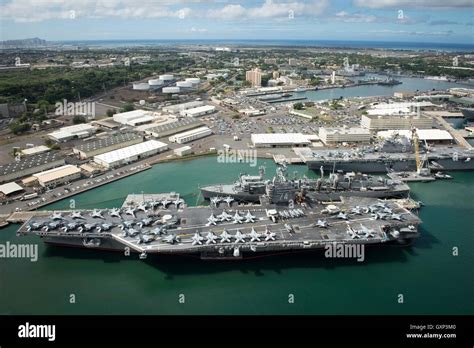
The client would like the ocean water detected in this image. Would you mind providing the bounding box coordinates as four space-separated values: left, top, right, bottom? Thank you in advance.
0 158 472 315
56 39 474 52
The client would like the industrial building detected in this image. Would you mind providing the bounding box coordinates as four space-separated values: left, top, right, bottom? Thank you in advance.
0 152 65 184
377 129 454 144
319 127 371 145
361 114 433 130
0 182 24 197
113 110 156 127
174 146 193 157
93 140 168 168
48 123 97 142
169 126 213 144
367 101 439 116
73 132 143 159
141 118 203 138
179 105 216 117
20 145 51 156
33 165 82 188
162 101 204 114
251 133 312 148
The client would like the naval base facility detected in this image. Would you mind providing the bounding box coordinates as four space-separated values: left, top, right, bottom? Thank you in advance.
17 191 421 260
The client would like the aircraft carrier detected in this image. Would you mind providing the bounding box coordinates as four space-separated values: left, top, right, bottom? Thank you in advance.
296 136 474 173
200 164 410 204
17 194 421 260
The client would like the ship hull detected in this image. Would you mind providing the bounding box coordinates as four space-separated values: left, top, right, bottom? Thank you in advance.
200 185 265 202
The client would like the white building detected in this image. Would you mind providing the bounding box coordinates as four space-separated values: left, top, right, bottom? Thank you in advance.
361 114 433 130
377 129 453 144
179 105 216 117
162 101 204 114
319 127 371 145
113 110 156 127
94 140 168 168
48 123 97 142
169 126 212 144
251 133 312 148
367 101 439 116
21 145 51 156
174 146 193 156
33 165 82 188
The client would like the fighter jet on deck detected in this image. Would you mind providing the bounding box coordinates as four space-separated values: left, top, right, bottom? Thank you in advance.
137 234 155 244
137 203 148 213
206 214 219 226
124 207 136 218
173 198 184 207
248 228 261 242
191 233 205 246
337 212 349 220
245 210 256 223
218 210 233 222
314 219 329 228
220 229 232 243
91 209 104 219
224 196 234 207
49 212 63 220
162 234 180 244
109 208 121 218
210 197 222 207
233 230 246 243
233 211 245 224
205 232 218 245
70 211 85 219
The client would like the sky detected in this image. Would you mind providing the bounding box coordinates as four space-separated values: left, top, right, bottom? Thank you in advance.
0 0 473 43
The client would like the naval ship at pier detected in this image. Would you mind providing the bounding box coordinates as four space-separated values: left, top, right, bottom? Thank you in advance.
200 163 410 204
17 192 421 260
297 135 474 173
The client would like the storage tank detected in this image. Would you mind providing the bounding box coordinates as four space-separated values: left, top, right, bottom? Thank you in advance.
162 86 180 94
133 83 150 91
176 81 193 88
139 100 146 106
185 78 201 85
148 79 164 86
159 74 174 81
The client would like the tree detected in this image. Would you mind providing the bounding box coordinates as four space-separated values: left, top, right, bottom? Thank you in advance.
121 103 135 112
9 122 31 135
293 102 304 110
106 109 116 117
72 115 86 124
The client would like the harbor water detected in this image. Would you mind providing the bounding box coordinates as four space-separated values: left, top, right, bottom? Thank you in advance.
0 157 473 314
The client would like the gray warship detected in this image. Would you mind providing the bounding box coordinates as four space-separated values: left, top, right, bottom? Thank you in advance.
200 163 410 204
298 135 474 173
17 193 421 260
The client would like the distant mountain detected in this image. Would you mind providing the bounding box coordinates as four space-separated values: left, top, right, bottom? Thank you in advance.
0 37 48 48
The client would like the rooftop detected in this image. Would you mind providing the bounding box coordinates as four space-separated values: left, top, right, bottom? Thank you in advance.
0 152 63 177
74 132 142 153
94 140 168 164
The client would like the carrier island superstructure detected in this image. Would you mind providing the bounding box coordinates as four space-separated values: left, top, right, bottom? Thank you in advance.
17 192 421 260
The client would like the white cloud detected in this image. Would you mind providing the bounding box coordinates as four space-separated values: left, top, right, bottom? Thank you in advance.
370 29 454 36
334 11 378 23
354 0 473 9
190 27 208 32
207 0 329 20
0 0 193 22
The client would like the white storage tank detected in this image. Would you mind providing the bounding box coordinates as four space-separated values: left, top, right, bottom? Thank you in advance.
148 79 164 86
133 83 150 91
162 86 180 94
176 81 193 88
139 100 146 106
159 74 174 81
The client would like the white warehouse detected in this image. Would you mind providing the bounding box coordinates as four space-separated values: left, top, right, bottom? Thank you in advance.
169 126 212 144
93 140 168 168
113 110 156 126
319 127 371 145
180 105 216 117
48 123 97 142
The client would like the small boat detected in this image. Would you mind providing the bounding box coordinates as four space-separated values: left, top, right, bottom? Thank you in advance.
434 172 452 180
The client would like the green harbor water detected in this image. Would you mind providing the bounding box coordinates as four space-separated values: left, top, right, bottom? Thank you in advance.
0 157 473 315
